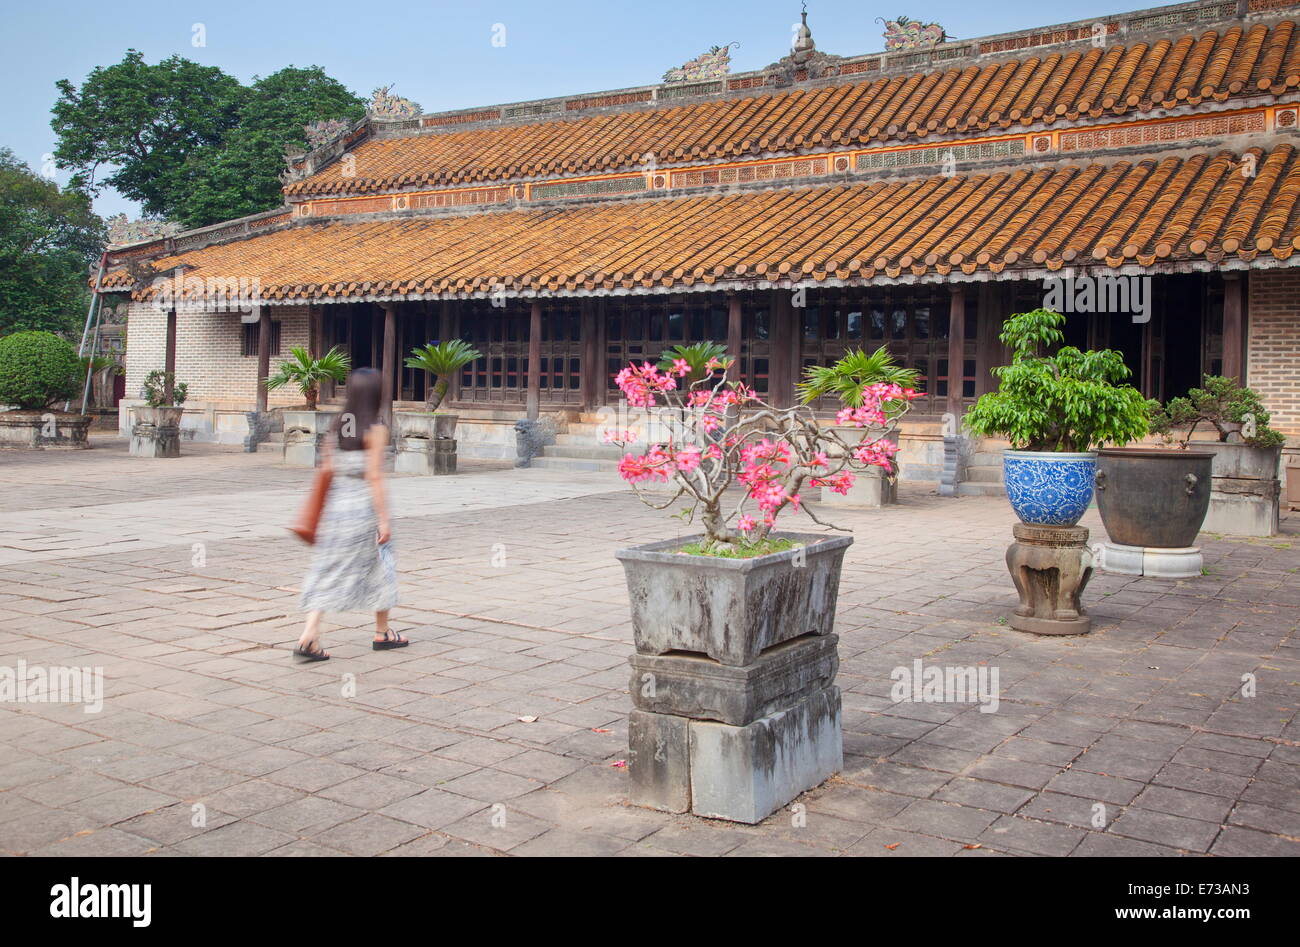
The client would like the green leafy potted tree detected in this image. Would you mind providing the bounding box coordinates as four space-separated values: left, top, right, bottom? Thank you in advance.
395 339 482 474
264 346 351 467
130 369 188 457
0 330 91 449
797 346 920 507
963 309 1149 526
1148 375 1286 537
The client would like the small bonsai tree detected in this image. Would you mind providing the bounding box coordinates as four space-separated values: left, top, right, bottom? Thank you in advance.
0 330 80 410
963 308 1149 451
141 370 189 408
1147 375 1285 449
404 340 482 412
610 344 919 554
264 346 351 410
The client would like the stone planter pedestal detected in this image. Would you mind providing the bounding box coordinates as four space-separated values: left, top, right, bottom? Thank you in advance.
393 412 458 475
617 532 848 823
0 411 92 449
1005 523 1094 635
394 436 457 475
129 406 183 458
283 410 339 467
1189 442 1282 537
818 465 897 509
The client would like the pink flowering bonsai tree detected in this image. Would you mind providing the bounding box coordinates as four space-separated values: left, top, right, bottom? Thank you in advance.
609 343 920 555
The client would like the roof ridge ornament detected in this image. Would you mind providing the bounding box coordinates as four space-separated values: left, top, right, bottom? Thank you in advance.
369 84 422 121
878 15 951 51
764 5 842 87
663 43 737 84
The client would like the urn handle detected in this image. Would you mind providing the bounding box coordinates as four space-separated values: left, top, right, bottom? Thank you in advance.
1184 472 1198 495
1094 470 1106 491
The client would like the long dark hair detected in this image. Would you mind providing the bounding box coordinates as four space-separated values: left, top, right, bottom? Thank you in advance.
336 367 383 451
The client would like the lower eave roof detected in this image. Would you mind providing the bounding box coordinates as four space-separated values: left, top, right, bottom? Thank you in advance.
105 143 1300 304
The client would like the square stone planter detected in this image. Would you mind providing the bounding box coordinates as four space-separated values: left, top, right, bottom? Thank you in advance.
619 532 849 823
129 406 184 458
1189 441 1282 537
282 410 339 467
616 531 852 667
393 411 458 475
0 411 92 449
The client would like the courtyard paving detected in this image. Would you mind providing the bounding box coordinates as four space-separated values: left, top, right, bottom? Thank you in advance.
0 436 1297 857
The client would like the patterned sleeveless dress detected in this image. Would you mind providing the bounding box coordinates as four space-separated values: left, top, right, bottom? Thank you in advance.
299 445 399 613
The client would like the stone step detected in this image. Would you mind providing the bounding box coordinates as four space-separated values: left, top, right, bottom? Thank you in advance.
553 432 610 446
970 451 1009 467
528 456 622 473
964 465 1003 483
537 445 623 461
956 480 1006 497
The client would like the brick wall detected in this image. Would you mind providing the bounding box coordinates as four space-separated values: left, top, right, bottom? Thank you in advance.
125 303 311 406
1247 270 1300 437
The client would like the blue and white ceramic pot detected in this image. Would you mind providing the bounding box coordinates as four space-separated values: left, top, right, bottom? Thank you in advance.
1002 450 1098 526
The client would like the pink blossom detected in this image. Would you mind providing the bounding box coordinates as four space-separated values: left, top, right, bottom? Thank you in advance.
737 514 756 533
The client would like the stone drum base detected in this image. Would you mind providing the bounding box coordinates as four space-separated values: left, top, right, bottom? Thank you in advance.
1005 523 1093 636
1097 542 1203 579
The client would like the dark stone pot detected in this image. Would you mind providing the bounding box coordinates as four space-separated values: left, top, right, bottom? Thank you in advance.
1095 448 1214 548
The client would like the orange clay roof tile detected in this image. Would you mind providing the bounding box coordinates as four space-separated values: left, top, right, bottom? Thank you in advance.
107 144 1300 301
284 21 1300 199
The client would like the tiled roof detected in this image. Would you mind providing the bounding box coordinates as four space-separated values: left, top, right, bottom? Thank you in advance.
109 144 1300 301
286 21 1300 198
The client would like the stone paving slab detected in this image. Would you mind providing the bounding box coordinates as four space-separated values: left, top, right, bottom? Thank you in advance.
0 437 1296 857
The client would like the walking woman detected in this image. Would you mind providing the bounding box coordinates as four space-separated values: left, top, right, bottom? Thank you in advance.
294 368 407 660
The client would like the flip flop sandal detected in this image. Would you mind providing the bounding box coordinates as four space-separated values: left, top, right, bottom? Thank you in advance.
373 631 410 651
293 643 331 662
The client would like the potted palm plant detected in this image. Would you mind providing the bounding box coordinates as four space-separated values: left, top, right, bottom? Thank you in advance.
797 346 920 507
963 309 1149 526
1148 375 1286 537
399 339 481 440
265 346 351 467
395 339 482 474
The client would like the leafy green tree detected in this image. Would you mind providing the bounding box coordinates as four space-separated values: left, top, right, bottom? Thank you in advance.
51 55 364 227
0 330 81 409
51 50 246 218
0 149 105 335
963 308 1149 452
172 67 365 227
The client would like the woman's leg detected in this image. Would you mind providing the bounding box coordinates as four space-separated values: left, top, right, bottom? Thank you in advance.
374 609 392 642
298 611 326 654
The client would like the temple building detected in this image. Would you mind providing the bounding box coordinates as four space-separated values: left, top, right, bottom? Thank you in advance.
101 0 1300 480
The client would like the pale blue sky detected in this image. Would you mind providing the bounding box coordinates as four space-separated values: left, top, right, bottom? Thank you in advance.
3 0 1123 218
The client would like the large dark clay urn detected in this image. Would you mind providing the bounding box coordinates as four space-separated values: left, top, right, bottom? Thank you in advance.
1095 448 1214 548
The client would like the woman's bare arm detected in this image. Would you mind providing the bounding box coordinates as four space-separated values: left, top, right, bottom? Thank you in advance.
365 425 391 544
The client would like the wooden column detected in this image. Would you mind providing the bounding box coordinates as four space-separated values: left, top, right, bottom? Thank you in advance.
163 308 178 405
255 307 271 413
580 298 600 410
771 290 796 407
726 293 743 382
526 300 542 420
380 303 396 425
946 284 966 419
1222 272 1245 384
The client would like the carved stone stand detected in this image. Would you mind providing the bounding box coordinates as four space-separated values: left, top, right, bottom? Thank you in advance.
1005 523 1094 636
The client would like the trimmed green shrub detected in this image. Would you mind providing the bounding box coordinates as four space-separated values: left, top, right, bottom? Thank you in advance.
0 330 81 410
